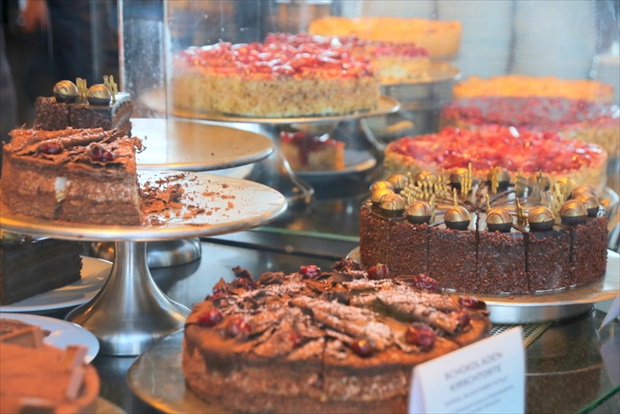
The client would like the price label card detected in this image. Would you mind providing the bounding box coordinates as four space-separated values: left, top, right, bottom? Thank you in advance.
409 327 525 414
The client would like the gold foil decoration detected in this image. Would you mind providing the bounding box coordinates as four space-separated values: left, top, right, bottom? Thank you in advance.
490 167 500 194
516 199 528 227
429 194 436 222
461 163 473 196
76 77 88 101
515 169 527 197
103 75 118 104
550 182 567 217
485 194 491 212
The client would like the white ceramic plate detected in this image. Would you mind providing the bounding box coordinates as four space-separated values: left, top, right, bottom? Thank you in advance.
0 313 100 362
0 256 111 313
294 150 376 179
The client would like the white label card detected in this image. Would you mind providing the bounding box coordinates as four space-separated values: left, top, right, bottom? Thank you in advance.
409 326 525 414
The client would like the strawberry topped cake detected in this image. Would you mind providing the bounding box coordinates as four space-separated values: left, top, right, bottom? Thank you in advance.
383 126 608 193
172 34 380 118
266 33 431 84
441 97 620 156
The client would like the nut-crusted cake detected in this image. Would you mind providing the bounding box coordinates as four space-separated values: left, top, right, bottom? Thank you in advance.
34 79 133 134
172 35 380 118
0 127 143 225
359 172 609 295
183 260 491 413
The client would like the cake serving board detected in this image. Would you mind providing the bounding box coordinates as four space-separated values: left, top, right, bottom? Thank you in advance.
347 248 620 324
134 118 274 171
0 171 287 242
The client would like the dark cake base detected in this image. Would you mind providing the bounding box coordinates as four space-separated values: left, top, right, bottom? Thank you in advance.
0 239 83 305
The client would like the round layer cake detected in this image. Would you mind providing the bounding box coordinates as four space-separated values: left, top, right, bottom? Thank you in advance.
383 126 608 194
359 172 609 295
266 32 432 84
441 97 620 156
183 260 491 413
172 35 380 118
454 75 615 103
308 16 462 58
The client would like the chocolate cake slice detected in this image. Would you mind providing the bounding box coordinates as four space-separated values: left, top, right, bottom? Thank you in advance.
0 127 143 225
0 238 82 305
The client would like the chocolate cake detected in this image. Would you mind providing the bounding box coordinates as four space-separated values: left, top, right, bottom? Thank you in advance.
0 236 83 305
183 260 491 414
0 127 143 225
34 79 132 134
359 171 609 295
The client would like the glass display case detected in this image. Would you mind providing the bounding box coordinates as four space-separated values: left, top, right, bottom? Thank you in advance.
118 0 620 250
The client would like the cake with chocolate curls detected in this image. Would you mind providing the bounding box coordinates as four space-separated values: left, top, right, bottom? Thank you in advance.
183 259 491 414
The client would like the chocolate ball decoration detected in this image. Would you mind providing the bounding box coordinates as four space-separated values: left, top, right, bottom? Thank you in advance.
559 200 587 226
406 200 432 224
53 80 78 103
486 207 513 232
87 84 112 106
370 181 394 193
370 186 394 206
487 167 511 188
574 193 600 217
386 174 408 193
415 170 438 184
449 168 468 190
570 185 597 200
379 193 406 217
528 206 555 231
444 206 471 230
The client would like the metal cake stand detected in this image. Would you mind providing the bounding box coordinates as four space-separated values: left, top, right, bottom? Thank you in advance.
92 118 275 268
0 171 287 355
141 89 401 208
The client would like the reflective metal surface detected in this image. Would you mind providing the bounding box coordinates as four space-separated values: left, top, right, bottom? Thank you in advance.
0 171 288 241
134 118 274 171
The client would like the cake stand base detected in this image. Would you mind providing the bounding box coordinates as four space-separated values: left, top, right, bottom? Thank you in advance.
67 241 190 356
89 238 202 268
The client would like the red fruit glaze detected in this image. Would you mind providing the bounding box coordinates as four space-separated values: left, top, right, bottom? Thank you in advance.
351 338 375 357
367 263 390 280
405 324 436 350
197 308 223 327
300 265 322 280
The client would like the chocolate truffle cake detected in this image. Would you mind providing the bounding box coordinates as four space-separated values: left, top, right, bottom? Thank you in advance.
34 79 133 134
0 235 83 305
0 127 143 225
183 260 491 414
359 171 609 295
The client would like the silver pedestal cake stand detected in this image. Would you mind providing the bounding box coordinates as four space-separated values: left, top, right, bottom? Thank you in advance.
0 171 287 355
92 118 275 268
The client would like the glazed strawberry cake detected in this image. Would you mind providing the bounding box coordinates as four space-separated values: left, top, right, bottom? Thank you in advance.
183 260 491 413
441 96 619 156
383 126 608 194
172 35 380 118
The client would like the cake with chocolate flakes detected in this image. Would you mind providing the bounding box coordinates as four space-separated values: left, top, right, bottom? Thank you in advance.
0 127 143 225
359 172 609 295
280 130 345 172
0 235 83 305
34 79 133 134
0 325 100 414
183 260 491 414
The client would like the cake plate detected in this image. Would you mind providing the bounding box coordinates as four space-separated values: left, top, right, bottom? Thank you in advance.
91 118 275 268
348 248 620 324
0 171 287 355
142 89 400 208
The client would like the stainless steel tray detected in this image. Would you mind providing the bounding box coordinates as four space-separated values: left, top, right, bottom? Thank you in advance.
348 248 620 324
134 118 273 171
